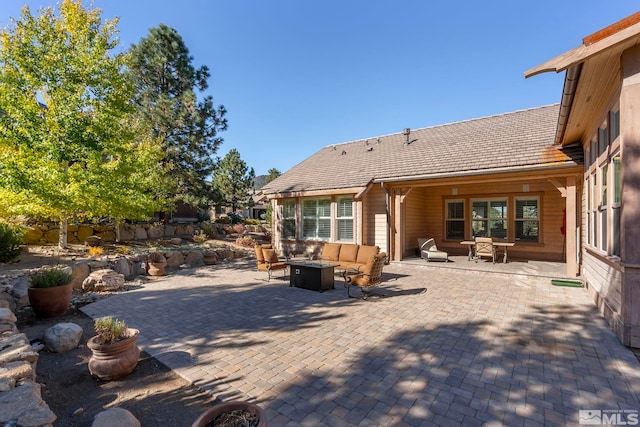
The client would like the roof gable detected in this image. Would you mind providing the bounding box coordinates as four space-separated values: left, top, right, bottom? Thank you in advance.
263 104 583 196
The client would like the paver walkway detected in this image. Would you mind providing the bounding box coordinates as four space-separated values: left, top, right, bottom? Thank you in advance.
81 260 640 426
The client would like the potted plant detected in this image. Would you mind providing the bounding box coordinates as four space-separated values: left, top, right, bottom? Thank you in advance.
87 316 140 381
28 266 74 318
191 401 267 427
146 251 166 276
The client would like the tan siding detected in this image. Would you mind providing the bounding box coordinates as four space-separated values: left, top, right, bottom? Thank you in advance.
404 190 427 257
582 251 624 336
389 176 577 261
363 185 388 251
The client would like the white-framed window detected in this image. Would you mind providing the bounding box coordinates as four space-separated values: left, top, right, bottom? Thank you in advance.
612 152 621 256
336 196 354 242
302 198 331 240
471 199 507 239
586 176 591 245
586 104 621 256
282 199 296 240
599 165 608 251
515 198 539 242
591 171 598 248
445 200 465 239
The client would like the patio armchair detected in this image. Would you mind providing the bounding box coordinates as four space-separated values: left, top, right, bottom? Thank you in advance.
473 237 497 264
417 238 449 262
254 244 288 280
344 252 387 299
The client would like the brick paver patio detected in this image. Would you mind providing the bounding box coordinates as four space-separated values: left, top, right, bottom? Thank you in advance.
81 259 640 426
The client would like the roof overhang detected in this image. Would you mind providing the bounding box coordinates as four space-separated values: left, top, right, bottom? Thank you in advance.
525 12 640 146
264 186 367 200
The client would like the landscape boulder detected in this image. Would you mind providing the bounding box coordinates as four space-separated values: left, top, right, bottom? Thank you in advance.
92 407 140 427
82 269 125 292
43 322 83 353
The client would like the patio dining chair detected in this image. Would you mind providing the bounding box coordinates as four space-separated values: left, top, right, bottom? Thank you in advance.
344 252 387 299
473 237 497 264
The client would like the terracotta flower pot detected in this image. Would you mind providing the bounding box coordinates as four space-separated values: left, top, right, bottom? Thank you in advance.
87 328 140 380
191 401 267 427
27 282 73 318
146 262 166 276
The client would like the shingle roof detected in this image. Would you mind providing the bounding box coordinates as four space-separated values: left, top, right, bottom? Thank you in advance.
261 104 583 195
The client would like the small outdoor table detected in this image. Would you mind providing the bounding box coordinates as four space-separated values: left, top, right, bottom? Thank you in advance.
286 260 340 292
460 240 515 263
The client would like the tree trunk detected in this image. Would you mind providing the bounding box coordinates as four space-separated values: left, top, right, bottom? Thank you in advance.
58 215 68 249
115 219 121 243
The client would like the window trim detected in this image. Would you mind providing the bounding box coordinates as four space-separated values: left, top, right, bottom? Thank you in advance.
514 197 540 243
445 199 465 240
301 197 332 241
335 196 354 243
471 198 508 240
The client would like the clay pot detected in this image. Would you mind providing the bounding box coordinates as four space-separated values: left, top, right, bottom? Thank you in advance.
191 401 267 427
87 328 140 380
146 262 166 276
27 283 73 318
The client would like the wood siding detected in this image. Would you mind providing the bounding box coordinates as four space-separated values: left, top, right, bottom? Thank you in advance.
363 185 388 252
582 250 624 338
389 175 579 262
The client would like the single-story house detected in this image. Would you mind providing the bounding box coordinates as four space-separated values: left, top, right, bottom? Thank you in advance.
261 12 640 347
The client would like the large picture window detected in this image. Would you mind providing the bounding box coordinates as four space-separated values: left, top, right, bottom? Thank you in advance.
471 199 507 239
336 196 354 242
515 198 539 242
302 198 331 240
445 200 465 239
282 199 296 240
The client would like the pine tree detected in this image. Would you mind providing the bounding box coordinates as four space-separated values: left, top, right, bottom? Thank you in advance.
213 149 256 212
129 24 227 209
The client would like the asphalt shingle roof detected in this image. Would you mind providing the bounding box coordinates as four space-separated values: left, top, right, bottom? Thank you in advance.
262 104 583 195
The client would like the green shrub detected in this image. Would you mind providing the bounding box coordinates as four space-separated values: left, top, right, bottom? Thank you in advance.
243 218 262 225
30 267 73 288
93 316 128 344
215 216 231 225
0 223 23 263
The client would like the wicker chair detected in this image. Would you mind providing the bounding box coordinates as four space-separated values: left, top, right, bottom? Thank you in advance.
344 253 387 299
255 244 288 280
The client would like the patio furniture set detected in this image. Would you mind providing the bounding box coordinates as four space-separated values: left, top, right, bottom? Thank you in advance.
419 237 516 264
254 243 387 299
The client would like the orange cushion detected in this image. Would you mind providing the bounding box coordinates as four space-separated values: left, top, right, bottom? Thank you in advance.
338 244 358 262
255 245 265 263
321 243 341 261
356 245 379 264
262 248 280 263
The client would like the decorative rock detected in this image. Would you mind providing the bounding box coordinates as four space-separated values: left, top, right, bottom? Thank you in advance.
164 225 176 236
87 260 108 269
43 322 83 353
77 225 94 242
147 226 164 239
119 227 135 241
71 261 91 289
22 228 43 245
0 333 39 365
9 277 29 310
134 227 148 240
184 251 204 267
97 231 116 242
82 269 125 292
169 237 182 245
0 382 57 427
110 257 132 279
203 253 218 265
85 235 103 247
44 229 60 244
165 252 185 268
92 407 140 427
0 360 35 389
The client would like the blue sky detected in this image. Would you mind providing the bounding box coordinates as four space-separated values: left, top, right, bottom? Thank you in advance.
1 1 638 176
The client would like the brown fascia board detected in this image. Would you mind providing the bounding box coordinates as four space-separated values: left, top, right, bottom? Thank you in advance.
583 11 640 46
524 18 640 77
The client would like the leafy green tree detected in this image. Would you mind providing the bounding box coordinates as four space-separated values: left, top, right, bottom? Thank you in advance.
266 168 282 183
0 0 162 248
128 24 227 209
213 149 255 212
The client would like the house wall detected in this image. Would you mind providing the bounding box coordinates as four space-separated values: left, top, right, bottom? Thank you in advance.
363 185 389 253
393 176 575 262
